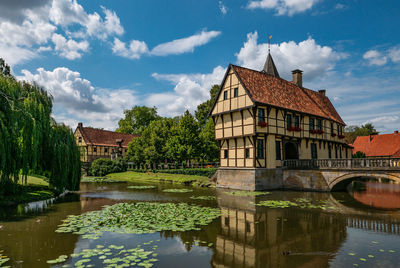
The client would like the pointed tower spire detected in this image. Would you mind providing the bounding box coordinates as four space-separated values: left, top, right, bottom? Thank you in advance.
262 35 280 78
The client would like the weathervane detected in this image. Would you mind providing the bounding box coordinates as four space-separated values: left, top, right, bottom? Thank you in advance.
268 35 272 53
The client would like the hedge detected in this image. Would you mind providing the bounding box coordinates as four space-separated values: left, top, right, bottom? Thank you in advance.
128 168 217 178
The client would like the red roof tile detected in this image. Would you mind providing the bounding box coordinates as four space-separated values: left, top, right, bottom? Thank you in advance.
77 126 138 148
352 132 400 157
231 65 345 125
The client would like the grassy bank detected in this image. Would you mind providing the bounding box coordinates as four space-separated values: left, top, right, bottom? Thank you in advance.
0 175 55 206
106 171 213 187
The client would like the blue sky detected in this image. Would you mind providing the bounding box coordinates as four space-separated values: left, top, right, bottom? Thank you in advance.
1 0 400 133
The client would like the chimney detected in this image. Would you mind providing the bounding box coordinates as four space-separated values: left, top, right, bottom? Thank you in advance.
318 89 326 96
395 130 399 135
78 122 83 128
292 69 303 87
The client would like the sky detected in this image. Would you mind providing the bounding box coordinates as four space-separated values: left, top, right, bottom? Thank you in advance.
1 0 400 133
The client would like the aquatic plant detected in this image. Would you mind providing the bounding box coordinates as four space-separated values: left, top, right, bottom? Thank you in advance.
56 202 220 239
47 243 158 267
162 189 193 193
256 200 299 208
127 186 156 189
227 191 270 197
189 196 216 200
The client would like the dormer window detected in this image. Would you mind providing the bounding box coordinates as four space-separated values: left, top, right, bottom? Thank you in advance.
223 91 228 100
234 87 238 97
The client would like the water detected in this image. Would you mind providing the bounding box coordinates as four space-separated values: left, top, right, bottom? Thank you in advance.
0 180 399 267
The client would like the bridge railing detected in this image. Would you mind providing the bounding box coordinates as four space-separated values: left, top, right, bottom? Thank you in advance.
283 158 400 170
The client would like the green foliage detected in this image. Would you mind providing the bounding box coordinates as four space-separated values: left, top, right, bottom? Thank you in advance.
89 158 127 176
129 168 217 178
195 84 219 128
353 151 366 158
124 85 221 166
116 105 159 135
345 123 378 144
166 110 200 163
0 58 80 194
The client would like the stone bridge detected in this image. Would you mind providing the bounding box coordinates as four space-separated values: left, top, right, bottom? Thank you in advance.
282 158 400 191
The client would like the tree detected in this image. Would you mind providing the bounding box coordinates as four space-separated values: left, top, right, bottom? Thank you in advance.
345 123 378 144
195 85 219 128
199 118 219 162
0 58 81 194
116 105 159 135
166 110 200 164
352 151 366 158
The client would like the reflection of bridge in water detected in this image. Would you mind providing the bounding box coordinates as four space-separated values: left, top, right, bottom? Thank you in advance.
212 189 400 268
282 158 400 191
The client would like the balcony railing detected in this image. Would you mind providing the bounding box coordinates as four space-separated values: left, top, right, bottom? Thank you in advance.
282 158 400 170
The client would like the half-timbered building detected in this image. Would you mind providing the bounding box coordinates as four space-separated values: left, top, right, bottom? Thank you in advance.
74 123 137 163
210 53 352 190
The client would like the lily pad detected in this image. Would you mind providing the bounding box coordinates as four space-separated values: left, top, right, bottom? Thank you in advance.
162 189 193 193
127 186 156 190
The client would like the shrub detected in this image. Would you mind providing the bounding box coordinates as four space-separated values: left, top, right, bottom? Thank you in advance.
352 151 366 158
89 158 127 176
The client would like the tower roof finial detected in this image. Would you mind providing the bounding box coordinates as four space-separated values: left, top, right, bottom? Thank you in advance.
262 35 280 77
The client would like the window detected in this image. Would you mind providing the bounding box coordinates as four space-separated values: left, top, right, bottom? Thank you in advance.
328 145 332 159
335 146 338 159
245 221 251 233
340 147 342 159
275 141 281 160
286 114 292 129
338 124 342 135
224 149 228 159
224 217 229 227
257 139 264 159
309 118 315 131
311 143 318 159
294 115 300 128
331 122 334 134
223 90 228 100
93 147 97 152
105 148 108 153
346 148 348 158
257 108 265 123
245 148 250 158
234 87 238 97
317 119 322 130
78 137 82 143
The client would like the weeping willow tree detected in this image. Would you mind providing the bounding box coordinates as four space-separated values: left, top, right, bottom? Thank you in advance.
0 59 81 194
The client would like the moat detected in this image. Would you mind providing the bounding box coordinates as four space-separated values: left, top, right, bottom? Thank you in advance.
0 180 399 267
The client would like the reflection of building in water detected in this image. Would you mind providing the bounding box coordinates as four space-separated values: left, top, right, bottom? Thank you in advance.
212 190 347 268
351 182 400 210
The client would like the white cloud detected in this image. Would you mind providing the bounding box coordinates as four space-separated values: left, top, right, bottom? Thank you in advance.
388 46 400 63
335 3 347 10
17 66 137 129
363 50 387 66
148 66 226 117
151 30 221 56
0 0 124 65
113 30 221 59
247 0 320 16
52 33 89 60
112 38 149 59
235 31 345 80
219 1 228 14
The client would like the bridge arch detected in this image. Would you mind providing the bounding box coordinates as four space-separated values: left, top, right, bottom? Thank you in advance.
329 172 400 191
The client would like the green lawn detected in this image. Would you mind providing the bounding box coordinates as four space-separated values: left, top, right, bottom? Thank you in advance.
106 171 212 186
0 175 54 206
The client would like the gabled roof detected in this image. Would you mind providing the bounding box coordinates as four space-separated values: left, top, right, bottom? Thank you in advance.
231 64 345 124
76 125 138 148
352 132 400 157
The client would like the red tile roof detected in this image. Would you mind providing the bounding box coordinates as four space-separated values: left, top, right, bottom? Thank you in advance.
231 65 345 125
77 126 138 148
352 132 400 157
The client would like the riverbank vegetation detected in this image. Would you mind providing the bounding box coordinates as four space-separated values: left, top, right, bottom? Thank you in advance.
106 171 212 187
0 58 81 200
